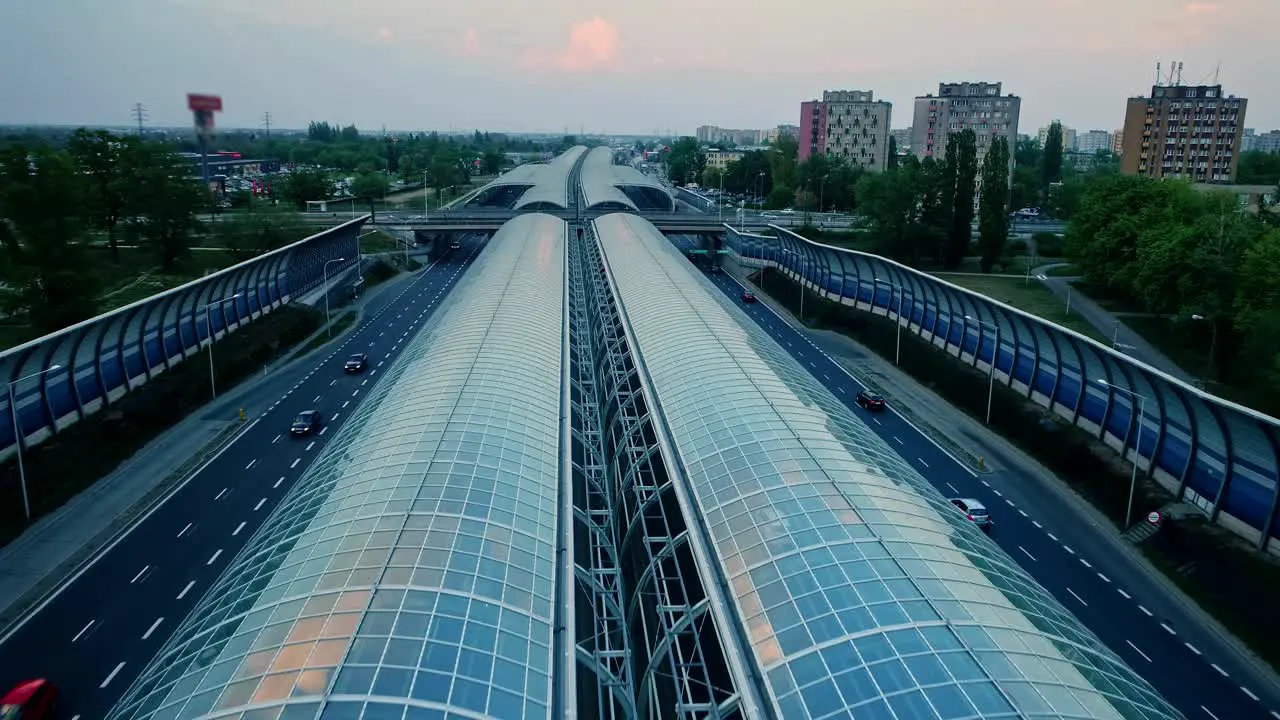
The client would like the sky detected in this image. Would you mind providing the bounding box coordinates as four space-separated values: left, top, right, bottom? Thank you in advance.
1 0 1276 137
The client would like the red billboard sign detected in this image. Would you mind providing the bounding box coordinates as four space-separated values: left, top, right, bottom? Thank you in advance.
187 94 223 112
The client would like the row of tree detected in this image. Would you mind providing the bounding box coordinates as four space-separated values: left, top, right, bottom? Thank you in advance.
1065 173 1280 409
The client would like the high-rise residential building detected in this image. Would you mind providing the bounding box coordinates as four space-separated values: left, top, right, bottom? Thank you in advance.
1241 129 1280 153
797 90 892 170
1076 129 1114 154
1112 128 1125 155
696 125 766 146
1120 83 1247 183
776 123 799 138
1038 123 1077 152
890 127 913 153
911 82 1021 205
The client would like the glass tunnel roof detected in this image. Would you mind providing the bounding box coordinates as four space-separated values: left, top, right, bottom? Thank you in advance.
108 213 569 720
594 212 1181 720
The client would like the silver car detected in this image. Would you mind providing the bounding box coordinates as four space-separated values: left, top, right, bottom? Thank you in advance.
948 497 993 531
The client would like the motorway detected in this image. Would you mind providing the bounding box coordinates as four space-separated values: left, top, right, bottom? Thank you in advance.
0 237 486 720
684 250 1280 720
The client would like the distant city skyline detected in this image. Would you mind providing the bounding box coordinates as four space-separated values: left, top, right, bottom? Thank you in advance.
1 0 1276 135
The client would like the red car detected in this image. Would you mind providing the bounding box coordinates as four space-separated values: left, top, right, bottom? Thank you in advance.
1 679 58 720
741 291 756 303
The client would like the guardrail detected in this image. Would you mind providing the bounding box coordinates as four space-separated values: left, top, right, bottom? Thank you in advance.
0 217 367 460
722 223 1280 553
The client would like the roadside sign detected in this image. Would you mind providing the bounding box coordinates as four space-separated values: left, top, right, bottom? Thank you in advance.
1147 511 1162 525
187 94 223 112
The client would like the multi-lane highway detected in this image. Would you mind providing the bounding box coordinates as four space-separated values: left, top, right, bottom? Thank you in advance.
686 257 1280 720
0 238 486 719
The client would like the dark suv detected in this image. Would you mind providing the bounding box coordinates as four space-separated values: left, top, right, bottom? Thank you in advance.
291 410 323 436
741 291 756 303
344 353 368 373
856 391 886 412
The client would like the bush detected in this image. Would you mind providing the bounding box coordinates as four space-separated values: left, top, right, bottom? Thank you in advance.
0 304 323 544
1032 231 1066 257
1006 239 1029 256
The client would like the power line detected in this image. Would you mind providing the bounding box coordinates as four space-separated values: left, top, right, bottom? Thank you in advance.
131 103 148 134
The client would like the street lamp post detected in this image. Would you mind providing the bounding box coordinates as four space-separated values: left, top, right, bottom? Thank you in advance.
965 315 1000 425
717 171 725 224
423 171 431 222
876 278 904 365
9 364 62 521
202 293 242 399
1096 378 1147 530
324 258 347 336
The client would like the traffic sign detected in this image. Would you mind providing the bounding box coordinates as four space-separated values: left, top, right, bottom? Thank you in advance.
1147 511 1162 525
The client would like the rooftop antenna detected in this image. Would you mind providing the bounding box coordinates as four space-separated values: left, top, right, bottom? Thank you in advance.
1176 61 1184 85
1155 61 1162 86
1213 61 1220 84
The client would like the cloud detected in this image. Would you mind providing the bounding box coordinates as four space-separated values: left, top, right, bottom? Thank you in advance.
1183 2 1218 12
522 17 620 73
463 27 484 57
376 26 393 43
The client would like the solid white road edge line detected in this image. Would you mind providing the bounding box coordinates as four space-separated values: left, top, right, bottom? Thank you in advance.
0 417 261 648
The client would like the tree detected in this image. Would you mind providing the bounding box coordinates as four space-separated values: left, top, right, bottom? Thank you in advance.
701 166 723 189
1237 151 1280 185
857 161 918 261
217 205 313 261
945 130 978 268
128 144 205 272
351 172 390 200
480 148 504 175
281 168 332 207
1042 122 1064 203
66 129 132 264
0 146 101 333
886 136 899 170
721 152 772 198
978 137 1011 272
665 137 705 186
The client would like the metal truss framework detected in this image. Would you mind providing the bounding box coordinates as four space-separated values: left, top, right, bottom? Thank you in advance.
722 223 1280 553
0 218 366 462
574 223 746 720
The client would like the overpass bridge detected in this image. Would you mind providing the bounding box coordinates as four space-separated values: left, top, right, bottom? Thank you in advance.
372 209 755 234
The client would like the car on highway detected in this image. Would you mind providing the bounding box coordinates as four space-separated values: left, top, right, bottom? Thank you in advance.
948 497 993 531
290 410 323 436
1 678 58 720
741 290 756 303
450 240 461 250
343 353 368 373
856 391 887 412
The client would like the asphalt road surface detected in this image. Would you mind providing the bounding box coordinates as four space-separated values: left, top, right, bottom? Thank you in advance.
688 255 1279 720
0 237 486 720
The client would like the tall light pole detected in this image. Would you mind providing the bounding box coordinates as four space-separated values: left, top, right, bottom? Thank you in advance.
423 171 431 221
324 258 347 336
10 364 63 521
717 170 725 224
965 315 1000 425
876 278 904 365
1097 378 1147 530
203 293 242 400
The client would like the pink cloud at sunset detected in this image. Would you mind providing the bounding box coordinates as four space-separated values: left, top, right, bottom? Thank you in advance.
1183 2 1219 12
523 17 621 73
463 27 484 57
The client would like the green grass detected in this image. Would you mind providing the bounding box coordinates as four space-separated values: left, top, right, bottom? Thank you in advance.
1069 280 1149 314
359 230 406 254
1043 263 1079 277
933 274 1110 343
300 311 356 354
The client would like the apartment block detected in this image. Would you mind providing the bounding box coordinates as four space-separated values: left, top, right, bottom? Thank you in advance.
798 90 892 170
890 127 913 153
1038 123 1077 152
1112 129 1125 155
911 82 1021 172
1076 129 1114 154
1120 83 1247 183
1242 129 1280 153
695 125 764 146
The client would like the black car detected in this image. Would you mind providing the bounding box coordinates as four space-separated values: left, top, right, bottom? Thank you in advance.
450 240 461 250
856 391 887 412
741 291 756 303
344 353 368 373
291 410 322 436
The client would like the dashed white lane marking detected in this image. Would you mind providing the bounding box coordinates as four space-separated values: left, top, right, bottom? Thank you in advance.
361 379 369 386
1080 558 1092 568
893 436 903 445
319 426 328 436
1125 640 1151 663
142 617 164 640
330 379 337 386
945 482 959 494
214 488 227 501
917 458 929 468
1211 662 1228 676
245 459 256 471
352 389 360 397
177 523 192 538
1117 588 1131 599
207 549 223 565
1047 532 1059 542
1201 707 1219 720
1018 546 1037 562
872 417 882 426
331 413 340 421
1159 622 1176 636
1241 687 1260 701
1096 573 1111 583
255 497 267 510
992 489 1003 497
272 434 281 444
1066 588 1088 606
1139 605 1153 616
305 441 316 452
1063 545 1076 555
233 521 246 536
980 479 990 487
342 401 350 409
1031 520 1042 529
130 565 150 584
1017 509 1028 517
100 661 126 688
273 475 284 488
72 619 95 642
1185 642 1201 655
313 395 321 403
